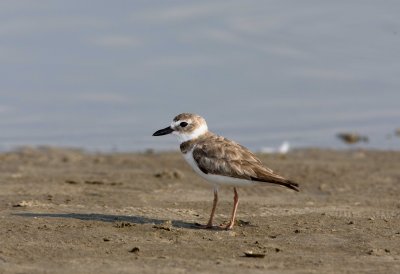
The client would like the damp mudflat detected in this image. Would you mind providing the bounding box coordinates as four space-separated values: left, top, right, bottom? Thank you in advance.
0 147 399 273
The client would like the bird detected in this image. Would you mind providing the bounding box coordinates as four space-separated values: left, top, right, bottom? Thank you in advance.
153 113 299 230
337 133 369 144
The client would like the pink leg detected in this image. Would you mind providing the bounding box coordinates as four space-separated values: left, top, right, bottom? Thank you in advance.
197 187 218 229
205 188 218 228
225 187 239 230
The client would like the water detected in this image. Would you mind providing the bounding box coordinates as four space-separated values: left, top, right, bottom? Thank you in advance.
0 1 399 152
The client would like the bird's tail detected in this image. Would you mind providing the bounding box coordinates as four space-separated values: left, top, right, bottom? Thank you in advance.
251 174 300 192
270 179 299 192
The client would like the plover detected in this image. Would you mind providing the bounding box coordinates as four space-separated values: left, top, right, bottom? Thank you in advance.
337 133 368 144
153 113 299 230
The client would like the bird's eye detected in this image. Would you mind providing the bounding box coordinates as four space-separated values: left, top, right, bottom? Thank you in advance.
180 122 188 127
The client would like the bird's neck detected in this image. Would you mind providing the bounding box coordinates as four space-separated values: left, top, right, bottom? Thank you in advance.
179 131 213 154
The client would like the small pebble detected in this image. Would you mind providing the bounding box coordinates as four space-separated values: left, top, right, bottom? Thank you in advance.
244 251 265 258
129 247 140 253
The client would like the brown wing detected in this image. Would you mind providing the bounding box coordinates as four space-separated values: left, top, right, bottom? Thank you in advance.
192 135 299 191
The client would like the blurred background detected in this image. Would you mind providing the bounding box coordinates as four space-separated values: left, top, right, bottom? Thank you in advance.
0 0 399 152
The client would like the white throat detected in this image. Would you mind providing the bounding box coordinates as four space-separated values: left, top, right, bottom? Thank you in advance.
173 123 208 143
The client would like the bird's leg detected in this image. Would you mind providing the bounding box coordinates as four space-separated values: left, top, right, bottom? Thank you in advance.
225 187 239 230
197 187 218 229
205 187 218 228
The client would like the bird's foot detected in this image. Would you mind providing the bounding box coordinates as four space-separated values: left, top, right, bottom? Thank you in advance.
219 222 234 230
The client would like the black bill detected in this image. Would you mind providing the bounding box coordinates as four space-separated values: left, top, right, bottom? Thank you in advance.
152 126 174 136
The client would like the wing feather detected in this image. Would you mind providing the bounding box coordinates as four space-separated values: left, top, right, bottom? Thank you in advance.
192 135 272 178
192 135 299 191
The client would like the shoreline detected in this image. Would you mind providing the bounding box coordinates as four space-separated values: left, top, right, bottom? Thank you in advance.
1 144 400 154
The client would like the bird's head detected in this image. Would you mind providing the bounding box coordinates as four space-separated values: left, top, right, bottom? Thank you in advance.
152 113 208 142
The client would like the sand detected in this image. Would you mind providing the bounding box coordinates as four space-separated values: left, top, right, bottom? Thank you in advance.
0 147 399 273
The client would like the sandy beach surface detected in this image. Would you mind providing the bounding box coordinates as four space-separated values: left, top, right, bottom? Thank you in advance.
0 147 399 273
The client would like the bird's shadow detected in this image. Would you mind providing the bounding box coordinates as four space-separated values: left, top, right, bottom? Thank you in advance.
13 212 227 230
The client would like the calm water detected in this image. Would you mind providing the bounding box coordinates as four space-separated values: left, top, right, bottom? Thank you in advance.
0 1 399 152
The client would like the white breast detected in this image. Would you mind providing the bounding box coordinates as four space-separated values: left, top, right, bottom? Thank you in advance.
183 148 254 187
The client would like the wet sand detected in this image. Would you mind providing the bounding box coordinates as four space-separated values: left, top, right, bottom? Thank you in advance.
0 147 399 273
